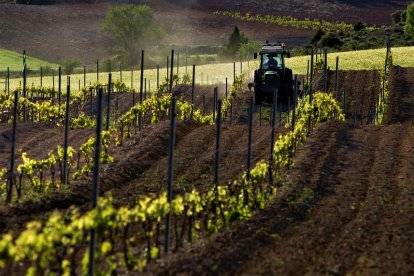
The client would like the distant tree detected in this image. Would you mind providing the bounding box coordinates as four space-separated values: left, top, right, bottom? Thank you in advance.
237 40 262 59
404 3 414 36
62 59 80 75
226 26 248 57
42 65 53 75
102 4 165 66
310 28 325 45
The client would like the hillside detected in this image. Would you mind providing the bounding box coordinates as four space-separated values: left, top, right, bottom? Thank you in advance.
0 0 411 65
0 48 58 71
199 0 412 24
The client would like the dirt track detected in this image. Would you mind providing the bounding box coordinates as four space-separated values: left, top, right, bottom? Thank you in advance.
145 67 414 274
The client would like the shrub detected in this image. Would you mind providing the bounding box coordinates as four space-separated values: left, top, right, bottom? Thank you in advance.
320 33 343 48
353 21 365 31
42 65 54 75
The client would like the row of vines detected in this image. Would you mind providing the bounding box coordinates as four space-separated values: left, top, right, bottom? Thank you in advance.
0 82 344 274
213 10 363 32
375 44 393 124
0 70 245 203
3 40 401 274
0 80 130 126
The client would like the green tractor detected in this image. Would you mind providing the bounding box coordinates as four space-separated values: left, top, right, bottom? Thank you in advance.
252 42 294 107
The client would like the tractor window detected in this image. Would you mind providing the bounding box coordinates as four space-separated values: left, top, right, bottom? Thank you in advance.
262 54 283 70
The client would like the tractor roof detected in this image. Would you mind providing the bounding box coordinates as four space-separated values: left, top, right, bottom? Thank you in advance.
260 45 284 54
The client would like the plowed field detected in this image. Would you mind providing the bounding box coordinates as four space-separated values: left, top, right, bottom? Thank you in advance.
144 67 414 275
1 67 414 274
0 84 282 234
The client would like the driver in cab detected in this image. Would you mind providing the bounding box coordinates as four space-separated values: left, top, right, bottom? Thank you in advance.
267 56 277 68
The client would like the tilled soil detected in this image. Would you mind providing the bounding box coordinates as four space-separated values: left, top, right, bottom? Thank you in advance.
0 123 94 168
314 69 381 122
200 0 409 25
144 67 414 275
0 86 278 233
2 66 413 274
383 67 414 124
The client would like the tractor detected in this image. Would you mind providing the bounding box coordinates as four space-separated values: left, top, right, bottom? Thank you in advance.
251 42 294 107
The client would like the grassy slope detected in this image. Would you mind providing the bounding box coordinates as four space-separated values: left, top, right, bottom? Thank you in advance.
0 48 59 71
4 46 414 91
286 46 414 75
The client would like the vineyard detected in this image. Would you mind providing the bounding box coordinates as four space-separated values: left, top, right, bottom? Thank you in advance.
213 10 357 32
147 65 414 275
0 40 413 275
3 45 414 92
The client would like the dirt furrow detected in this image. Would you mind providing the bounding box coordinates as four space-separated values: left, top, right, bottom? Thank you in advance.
301 124 405 274
348 124 414 275
208 123 385 275
0 123 95 172
147 121 414 275
145 120 350 275
383 67 414 124
101 121 203 199
237 122 364 275
116 122 276 199
314 69 381 121
145 66 414 275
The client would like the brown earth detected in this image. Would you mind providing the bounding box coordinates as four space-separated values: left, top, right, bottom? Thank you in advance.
0 0 410 64
314 69 381 121
1 67 413 274
0 123 94 169
0 68 383 234
143 66 414 275
0 84 281 234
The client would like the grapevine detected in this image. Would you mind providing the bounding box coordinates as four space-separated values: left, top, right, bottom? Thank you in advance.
0 86 344 274
213 10 357 32
376 48 393 125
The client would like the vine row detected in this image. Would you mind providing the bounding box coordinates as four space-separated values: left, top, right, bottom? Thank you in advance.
0 91 343 274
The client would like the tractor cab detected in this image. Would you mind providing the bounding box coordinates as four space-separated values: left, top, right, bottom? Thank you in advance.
256 44 287 70
261 53 283 70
